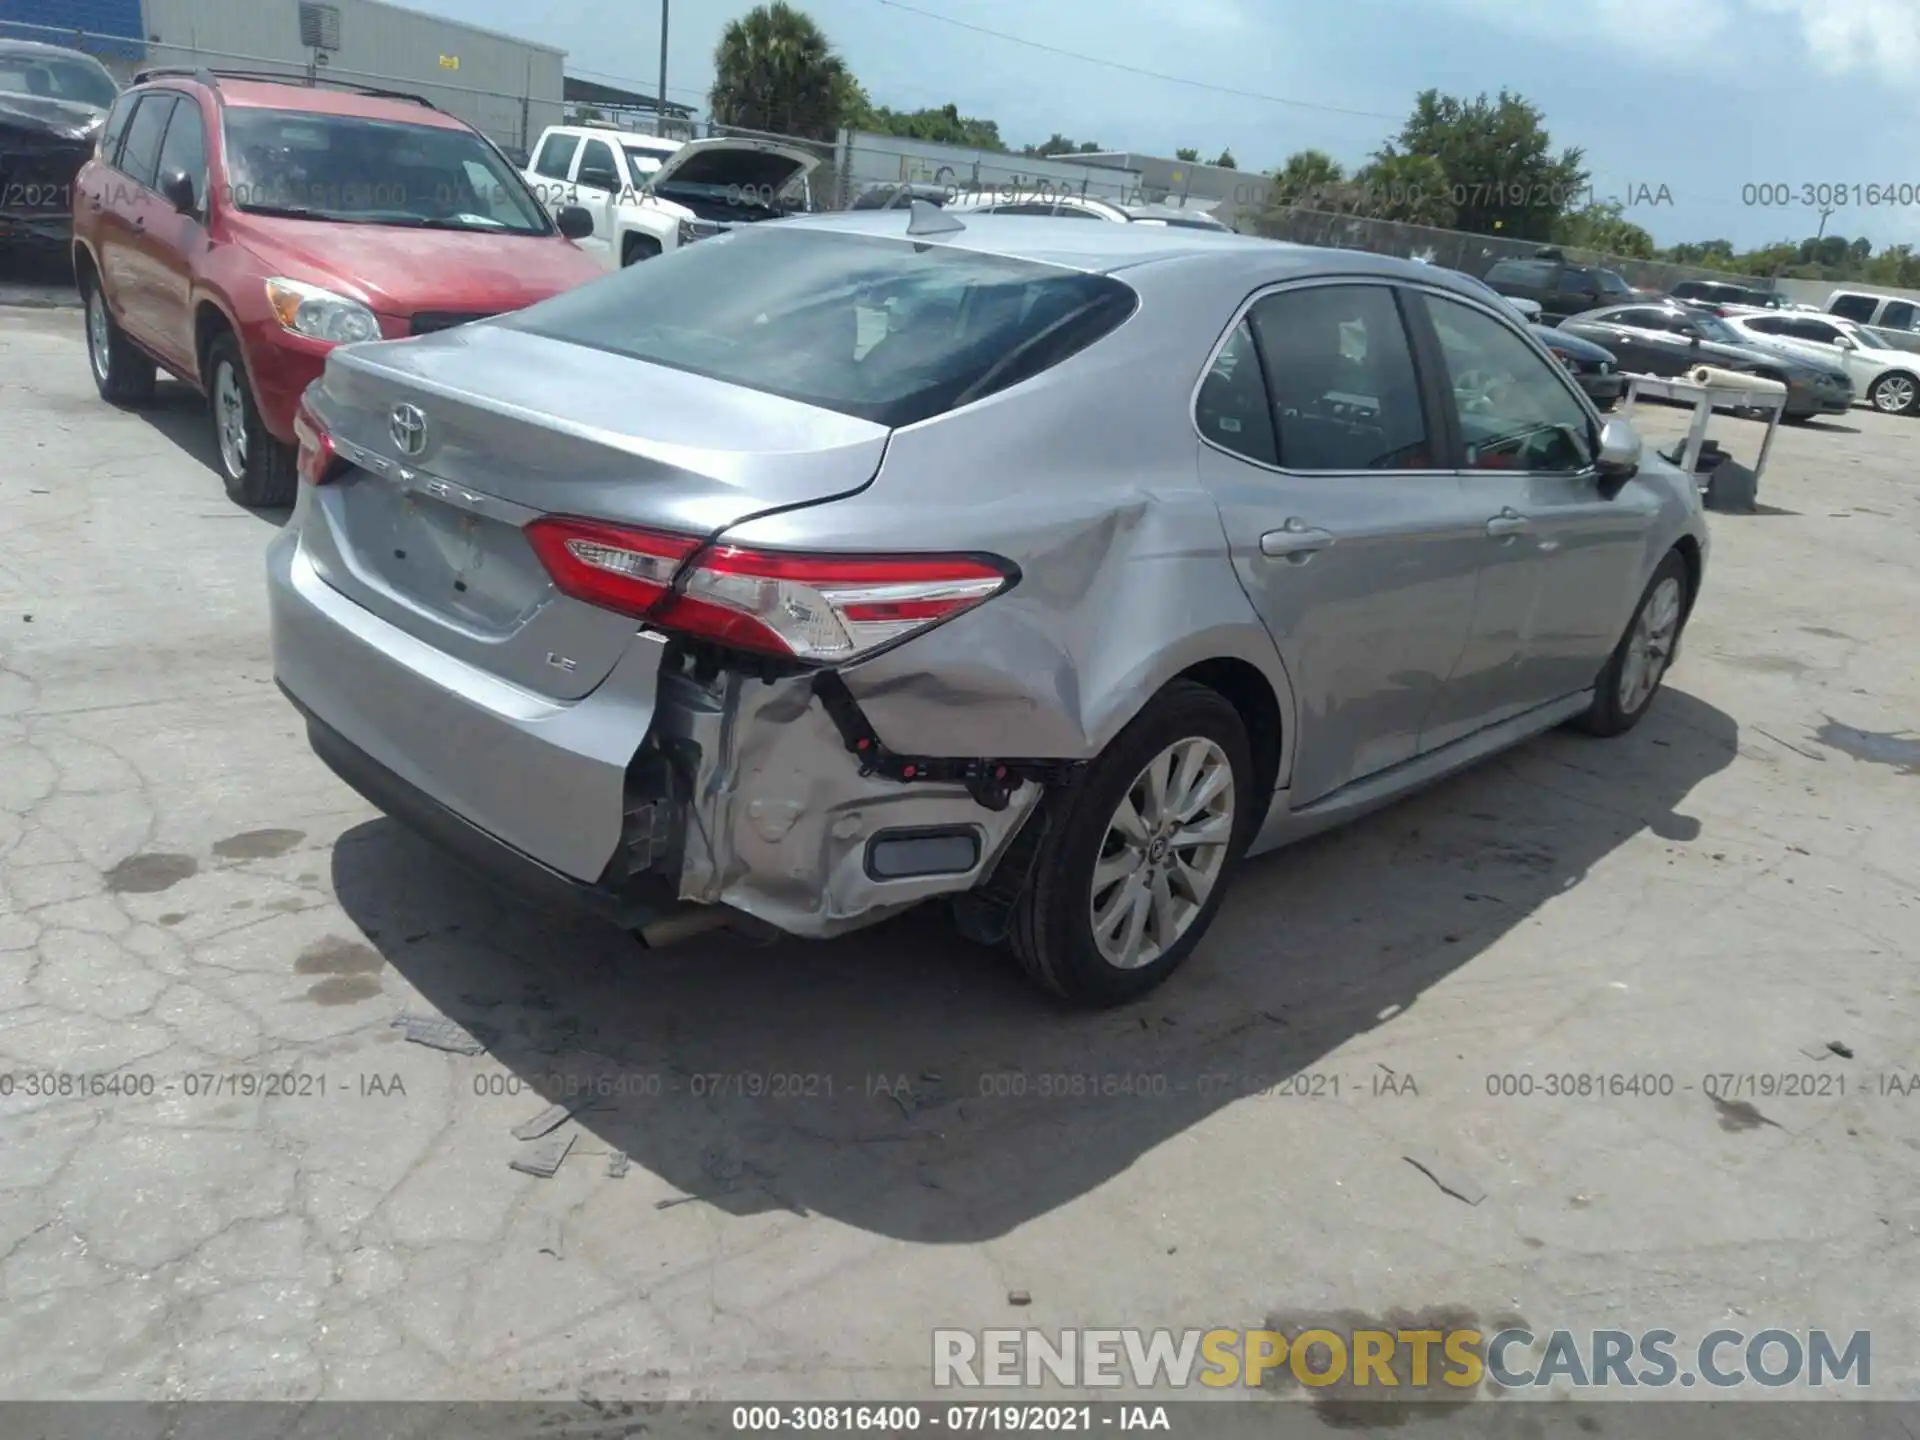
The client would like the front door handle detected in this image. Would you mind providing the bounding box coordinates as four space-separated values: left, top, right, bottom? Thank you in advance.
1486 509 1531 538
1260 519 1336 560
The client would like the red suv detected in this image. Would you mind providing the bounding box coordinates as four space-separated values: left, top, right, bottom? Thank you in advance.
71 70 601 506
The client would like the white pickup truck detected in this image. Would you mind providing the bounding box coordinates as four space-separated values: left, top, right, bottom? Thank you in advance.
520 124 821 269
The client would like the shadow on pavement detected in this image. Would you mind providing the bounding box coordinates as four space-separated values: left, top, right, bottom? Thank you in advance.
134 383 290 526
330 688 1738 1242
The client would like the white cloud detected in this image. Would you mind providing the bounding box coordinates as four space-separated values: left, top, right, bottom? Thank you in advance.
1442 0 1920 83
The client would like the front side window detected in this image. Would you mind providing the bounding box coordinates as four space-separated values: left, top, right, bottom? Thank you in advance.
154 98 208 210
1195 321 1278 466
116 94 177 191
575 138 620 189
1424 293 1594 473
99 91 138 162
1244 284 1432 471
222 108 551 234
533 130 580 181
1743 315 1791 335
503 226 1138 428
1787 319 1843 343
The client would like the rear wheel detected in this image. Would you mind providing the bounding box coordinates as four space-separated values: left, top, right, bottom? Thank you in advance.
1871 372 1919 416
1574 550 1690 738
1007 682 1252 1006
82 272 156 406
206 333 296 509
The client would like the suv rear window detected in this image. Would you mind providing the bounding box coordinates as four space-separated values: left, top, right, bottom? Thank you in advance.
503 226 1139 428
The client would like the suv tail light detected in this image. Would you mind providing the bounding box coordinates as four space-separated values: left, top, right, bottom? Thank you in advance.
293 396 345 486
524 516 1015 664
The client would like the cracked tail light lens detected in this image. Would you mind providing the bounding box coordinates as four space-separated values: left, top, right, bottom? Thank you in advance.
524 516 1014 663
292 396 345 485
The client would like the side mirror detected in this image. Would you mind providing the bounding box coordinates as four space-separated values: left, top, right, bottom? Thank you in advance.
160 168 198 216
1595 416 1642 488
555 205 595 241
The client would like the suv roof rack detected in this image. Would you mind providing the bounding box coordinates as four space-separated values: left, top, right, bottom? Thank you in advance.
131 66 436 108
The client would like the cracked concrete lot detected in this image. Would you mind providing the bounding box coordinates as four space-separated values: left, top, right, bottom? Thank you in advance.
1 299 1917 1407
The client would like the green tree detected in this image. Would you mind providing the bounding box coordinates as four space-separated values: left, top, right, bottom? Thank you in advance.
1553 201 1656 259
1211 148 1237 169
1023 132 1099 157
1848 236 1874 264
1385 88 1588 240
868 103 1007 149
1175 147 1200 162
1350 151 1456 227
1267 148 1347 208
708 2 852 140
566 104 605 124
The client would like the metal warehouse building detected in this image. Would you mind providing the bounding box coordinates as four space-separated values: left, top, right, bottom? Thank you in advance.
0 0 564 156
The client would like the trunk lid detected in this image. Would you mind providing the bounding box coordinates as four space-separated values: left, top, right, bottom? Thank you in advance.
299 322 889 700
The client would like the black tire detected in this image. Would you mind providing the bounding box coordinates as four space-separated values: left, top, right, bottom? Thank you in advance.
81 270 156 406
1869 372 1920 417
621 234 661 266
1574 550 1690 738
1007 681 1254 1007
205 332 297 508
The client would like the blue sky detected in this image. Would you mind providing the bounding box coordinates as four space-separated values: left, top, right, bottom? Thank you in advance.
410 0 1920 251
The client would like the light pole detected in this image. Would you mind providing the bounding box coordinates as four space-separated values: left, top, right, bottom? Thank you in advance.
1816 205 1836 240
657 0 669 136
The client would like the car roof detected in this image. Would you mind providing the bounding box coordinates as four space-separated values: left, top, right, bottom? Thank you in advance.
776 210 1494 292
163 76 470 128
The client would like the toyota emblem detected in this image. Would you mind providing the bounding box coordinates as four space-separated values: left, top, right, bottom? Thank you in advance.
389 403 428 458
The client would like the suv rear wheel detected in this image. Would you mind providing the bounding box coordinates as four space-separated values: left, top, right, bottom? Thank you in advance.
82 273 156 406
1007 681 1252 1006
206 333 297 508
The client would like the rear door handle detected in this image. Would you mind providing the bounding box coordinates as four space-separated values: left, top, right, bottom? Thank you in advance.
1486 509 1531 538
1260 520 1336 559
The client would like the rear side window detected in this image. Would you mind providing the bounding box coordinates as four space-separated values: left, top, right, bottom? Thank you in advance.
534 130 580 181
1830 293 1879 322
1196 322 1279 466
116 93 177 191
504 226 1138 428
1786 319 1842 342
1671 281 1705 299
1244 284 1432 471
1743 315 1790 335
1554 268 1592 295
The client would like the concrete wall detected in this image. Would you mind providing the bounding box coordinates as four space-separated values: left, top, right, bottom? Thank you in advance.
139 0 564 153
837 131 1143 207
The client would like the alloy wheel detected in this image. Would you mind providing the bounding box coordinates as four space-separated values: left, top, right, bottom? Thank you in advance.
214 361 249 480
1873 375 1916 414
87 290 111 384
1618 576 1682 715
1089 736 1235 970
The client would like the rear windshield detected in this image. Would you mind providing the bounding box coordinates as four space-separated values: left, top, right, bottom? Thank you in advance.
222 107 551 235
0 49 118 110
502 226 1139 428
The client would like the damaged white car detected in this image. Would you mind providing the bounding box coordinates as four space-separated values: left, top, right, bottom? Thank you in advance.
520 123 817 268
270 208 1707 1005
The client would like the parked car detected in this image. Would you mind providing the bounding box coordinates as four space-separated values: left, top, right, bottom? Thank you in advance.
944 189 1233 231
522 122 819 267
0 38 118 247
270 213 1708 1006
72 70 603 507
1724 311 1920 415
1825 289 1920 331
1483 253 1662 322
1669 279 1783 315
1559 303 1853 421
1532 325 1624 410
1437 263 1543 322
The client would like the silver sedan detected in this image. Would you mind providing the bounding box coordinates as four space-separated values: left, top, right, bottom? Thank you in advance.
269 212 1708 1006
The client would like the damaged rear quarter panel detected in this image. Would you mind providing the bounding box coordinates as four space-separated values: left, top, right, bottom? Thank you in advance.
714 262 1298 779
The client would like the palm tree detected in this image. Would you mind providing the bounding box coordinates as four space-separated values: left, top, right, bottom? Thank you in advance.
708 2 851 140
1268 148 1347 208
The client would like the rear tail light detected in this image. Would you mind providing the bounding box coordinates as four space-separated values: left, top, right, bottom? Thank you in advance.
292 396 345 486
523 516 1014 663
